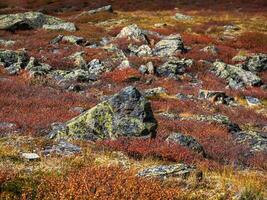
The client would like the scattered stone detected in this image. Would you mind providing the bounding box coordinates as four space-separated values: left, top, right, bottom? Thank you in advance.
211 61 262 88
116 24 148 43
176 93 195 100
138 163 195 179
174 12 193 20
153 34 186 57
154 23 167 28
156 58 193 78
166 132 205 155
68 51 87 68
25 57 51 77
245 96 261 107
139 62 154 75
61 35 85 45
223 24 240 32
181 114 231 125
0 49 29 68
128 44 152 57
198 89 235 105
50 68 96 82
5 61 22 75
43 140 81 156
232 55 248 63
118 59 131 69
50 86 157 140
243 54 267 72
144 87 167 98
0 38 15 46
0 12 76 32
201 45 219 54
87 59 109 77
87 5 113 14
21 153 40 161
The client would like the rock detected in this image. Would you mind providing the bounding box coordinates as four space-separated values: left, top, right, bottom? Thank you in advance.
211 61 262 88
0 12 76 32
156 58 193 78
0 122 16 130
223 24 240 32
25 57 51 77
139 62 154 75
245 96 261 107
43 140 81 156
201 45 219 54
116 24 148 43
50 34 64 44
153 34 185 57
87 5 113 14
0 49 29 68
137 163 195 179
128 44 152 57
21 153 40 161
198 89 235 105
232 55 248 63
70 107 86 114
118 59 131 69
174 12 193 20
243 54 267 72
0 38 15 46
181 114 232 125
61 35 85 45
154 23 167 28
176 93 195 100
50 86 157 140
5 61 22 75
87 59 109 77
50 69 95 82
166 132 205 155
144 87 167 98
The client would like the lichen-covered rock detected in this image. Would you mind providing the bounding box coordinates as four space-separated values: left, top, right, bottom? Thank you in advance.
181 114 232 125
0 49 29 67
128 44 152 57
87 5 113 14
137 163 195 179
25 57 51 77
50 86 157 140
116 24 148 43
156 58 193 77
243 54 267 72
245 96 261 107
0 38 15 46
211 61 262 88
68 51 87 68
153 34 185 57
166 132 205 155
200 45 218 54
61 35 85 45
87 59 109 76
139 62 154 74
0 12 76 32
50 68 95 82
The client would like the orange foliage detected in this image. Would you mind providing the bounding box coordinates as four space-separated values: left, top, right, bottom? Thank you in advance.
102 68 141 83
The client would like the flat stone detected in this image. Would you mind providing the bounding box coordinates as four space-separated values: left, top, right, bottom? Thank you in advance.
21 153 40 161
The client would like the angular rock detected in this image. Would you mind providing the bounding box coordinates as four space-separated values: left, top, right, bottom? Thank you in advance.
243 54 267 72
139 61 154 75
153 34 185 57
50 68 95 82
0 49 29 68
50 86 157 140
87 5 113 14
87 59 109 77
116 24 148 43
61 35 85 45
245 96 261 107
166 132 205 156
144 87 167 98
129 44 152 57
198 89 235 105
156 58 193 78
25 57 51 77
181 114 232 125
21 153 40 161
138 163 194 179
211 61 262 88
0 12 76 32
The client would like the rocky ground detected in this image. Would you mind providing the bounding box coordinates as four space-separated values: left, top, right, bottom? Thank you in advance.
0 1 267 199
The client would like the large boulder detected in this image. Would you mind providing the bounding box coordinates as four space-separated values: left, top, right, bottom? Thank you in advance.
0 12 76 32
153 34 186 57
116 24 148 44
50 86 157 140
211 61 262 88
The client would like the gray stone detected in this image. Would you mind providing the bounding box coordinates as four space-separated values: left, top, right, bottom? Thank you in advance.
139 61 154 74
116 24 148 44
138 163 194 179
175 93 195 100
43 140 81 156
166 132 205 155
50 86 157 140
0 49 29 68
156 58 193 77
87 5 113 14
211 61 262 88
201 45 218 54
198 89 235 105
153 34 185 57
245 96 261 107
243 54 267 72
25 57 51 77
21 153 40 161
87 59 108 76
0 38 15 46
181 114 231 125
61 35 85 45
50 68 95 82
129 44 152 57
0 12 76 32
174 12 193 20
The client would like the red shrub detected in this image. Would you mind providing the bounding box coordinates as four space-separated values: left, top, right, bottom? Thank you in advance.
182 33 216 46
102 68 141 83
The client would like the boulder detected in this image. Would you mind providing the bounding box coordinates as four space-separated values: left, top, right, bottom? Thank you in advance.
243 54 267 72
153 34 185 57
0 12 76 32
87 59 109 76
166 132 205 156
128 44 152 57
25 57 51 77
0 49 29 68
139 61 154 75
116 24 148 44
50 86 157 140
156 58 193 78
137 163 195 179
211 61 262 88
50 68 95 82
